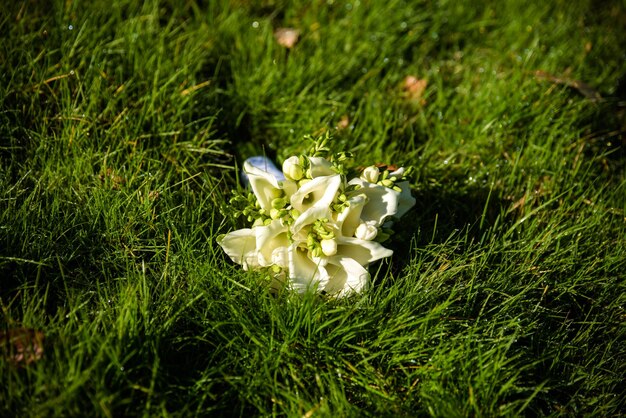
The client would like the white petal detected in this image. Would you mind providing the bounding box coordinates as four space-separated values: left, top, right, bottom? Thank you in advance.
348 178 399 225
254 219 290 267
394 181 416 219
282 179 298 198
217 229 260 270
336 193 367 237
307 156 335 178
355 221 378 241
323 256 370 296
271 246 289 268
290 175 341 235
291 205 332 237
282 156 304 181
288 244 329 293
291 174 341 213
336 236 393 265
244 161 283 211
361 166 380 183
244 156 285 181
389 167 406 177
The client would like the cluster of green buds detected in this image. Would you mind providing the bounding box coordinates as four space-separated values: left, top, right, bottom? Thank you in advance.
361 165 414 193
269 193 290 220
306 218 337 257
331 183 361 213
229 191 272 226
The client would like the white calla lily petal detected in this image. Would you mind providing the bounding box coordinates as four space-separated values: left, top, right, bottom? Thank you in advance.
255 219 290 267
291 174 341 213
348 178 399 225
244 156 285 181
389 167 406 177
337 236 393 265
324 256 370 296
394 181 416 218
337 193 367 237
288 244 329 293
291 205 332 237
244 161 283 211
307 156 335 178
217 229 260 270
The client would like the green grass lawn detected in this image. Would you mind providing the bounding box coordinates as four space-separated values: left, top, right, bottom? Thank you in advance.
2 0 625 416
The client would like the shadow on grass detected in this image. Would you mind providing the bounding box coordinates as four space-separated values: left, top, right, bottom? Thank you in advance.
385 184 508 276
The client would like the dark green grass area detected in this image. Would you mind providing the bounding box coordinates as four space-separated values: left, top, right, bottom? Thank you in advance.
1 0 626 416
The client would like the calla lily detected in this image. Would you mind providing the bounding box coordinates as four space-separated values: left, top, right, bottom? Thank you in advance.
307 156 335 178
244 160 284 212
291 174 341 213
290 174 341 235
336 236 393 266
217 229 260 271
323 256 370 296
394 181 416 219
348 178 399 225
336 193 367 237
288 244 330 293
255 219 290 267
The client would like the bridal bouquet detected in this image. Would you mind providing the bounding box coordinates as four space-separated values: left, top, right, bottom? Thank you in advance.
218 134 415 297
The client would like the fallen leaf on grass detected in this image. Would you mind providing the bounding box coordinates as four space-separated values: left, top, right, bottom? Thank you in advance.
534 70 602 100
402 75 428 105
98 168 125 189
274 28 300 49
0 328 45 366
336 114 350 130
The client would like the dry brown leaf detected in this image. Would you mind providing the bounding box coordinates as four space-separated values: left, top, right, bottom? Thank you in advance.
336 114 350 130
0 328 45 366
402 75 428 105
274 28 300 49
98 168 125 189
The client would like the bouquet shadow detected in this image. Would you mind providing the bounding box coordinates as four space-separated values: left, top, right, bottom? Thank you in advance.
384 185 508 277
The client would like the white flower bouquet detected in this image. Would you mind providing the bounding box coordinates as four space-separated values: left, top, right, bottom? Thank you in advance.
218 134 415 297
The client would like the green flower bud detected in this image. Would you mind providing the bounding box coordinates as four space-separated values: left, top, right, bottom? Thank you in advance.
381 179 394 188
312 247 323 258
298 178 311 188
271 197 287 210
270 208 281 219
270 188 284 199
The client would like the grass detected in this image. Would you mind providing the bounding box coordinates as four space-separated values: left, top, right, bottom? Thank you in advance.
1 0 625 416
